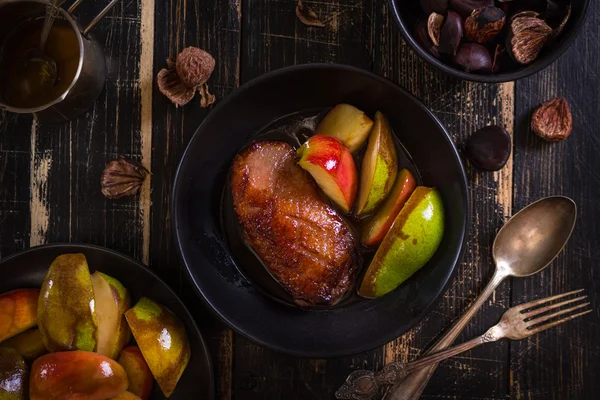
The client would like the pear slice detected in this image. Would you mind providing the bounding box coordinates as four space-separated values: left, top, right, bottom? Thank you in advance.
0 347 27 400
359 187 444 298
356 112 398 216
91 271 131 359
37 253 98 352
315 104 374 153
361 169 416 246
125 298 190 398
0 289 39 343
2 328 47 361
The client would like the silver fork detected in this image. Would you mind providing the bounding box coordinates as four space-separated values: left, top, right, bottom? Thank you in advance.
336 289 592 400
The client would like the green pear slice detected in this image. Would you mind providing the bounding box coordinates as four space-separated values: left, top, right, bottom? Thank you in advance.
356 112 398 216
37 253 98 352
0 347 27 400
359 187 444 298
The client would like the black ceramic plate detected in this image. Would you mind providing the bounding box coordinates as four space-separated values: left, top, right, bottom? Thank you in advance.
0 243 214 400
173 64 469 358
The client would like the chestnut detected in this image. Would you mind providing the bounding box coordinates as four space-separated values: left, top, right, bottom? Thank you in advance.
439 11 464 56
465 6 506 44
449 0 494 18
453 43 493 72
414 20 441 59
420 0 448 15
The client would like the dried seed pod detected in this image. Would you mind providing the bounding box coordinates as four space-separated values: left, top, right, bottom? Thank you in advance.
420 0 448 15
465 6 506 43
296 1 325 27
414 20 441 59
439 11 464 56
176 47 216 88
453 43 492 72
101 157 150 199
157 67 196 107
506 13 552 64
531 97 572 141
449 0 494 18
427 13 444 46
198 84 216 108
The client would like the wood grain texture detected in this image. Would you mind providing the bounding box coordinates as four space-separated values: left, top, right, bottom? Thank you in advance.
374 1 514 398
510 1 600 398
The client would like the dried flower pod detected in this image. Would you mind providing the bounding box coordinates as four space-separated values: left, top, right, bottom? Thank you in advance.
427 13 444 46
420 0 448 15
449 0 494 18
546 1 572 37
198 84 216 108
531 97 572 141
453 43 492 72
506 13 552 64
101 157 150 199
439 11 464 56
157 67 196 107
296 1 325 27
176 47 216 88
414 20 441 59
465 6 506 43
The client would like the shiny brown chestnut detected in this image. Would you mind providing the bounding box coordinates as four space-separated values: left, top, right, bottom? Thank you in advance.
465 6 506 44
420 0 448 15
453 43 493 72
449 0 494 18
439 11 464 56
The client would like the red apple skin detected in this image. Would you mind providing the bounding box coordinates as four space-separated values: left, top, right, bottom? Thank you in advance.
361 169 417 246
117 346 153 400
0 288 39 342
30 351 129 400
297 135 358 213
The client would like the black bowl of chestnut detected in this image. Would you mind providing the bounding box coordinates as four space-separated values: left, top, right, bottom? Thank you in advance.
389 0 589 82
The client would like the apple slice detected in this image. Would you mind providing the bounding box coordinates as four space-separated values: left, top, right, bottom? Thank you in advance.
30 351 129 400
2 328 47 360
356 111 398 217
315 104 374 153
91 271 131 359
118 346 153 400
361 169 417 246
0 288 39 343
297 135 358 213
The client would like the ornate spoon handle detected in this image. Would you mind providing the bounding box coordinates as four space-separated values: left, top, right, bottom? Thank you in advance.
335 328 502 400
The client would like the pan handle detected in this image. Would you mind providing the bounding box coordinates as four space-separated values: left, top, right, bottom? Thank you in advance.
67 0 121 36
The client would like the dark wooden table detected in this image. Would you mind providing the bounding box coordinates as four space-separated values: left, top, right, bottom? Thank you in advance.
1 1 599 399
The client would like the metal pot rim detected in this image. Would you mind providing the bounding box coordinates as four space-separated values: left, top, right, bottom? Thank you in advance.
0 0 85 114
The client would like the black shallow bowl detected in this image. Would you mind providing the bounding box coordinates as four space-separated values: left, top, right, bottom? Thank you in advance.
0 243 214 400
173 64 469 358
389 0 590 83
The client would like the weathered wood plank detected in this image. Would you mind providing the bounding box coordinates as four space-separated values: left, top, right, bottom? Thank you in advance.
234 1 381 399
149 1 241 399
510 2 600 398
373 1 514 398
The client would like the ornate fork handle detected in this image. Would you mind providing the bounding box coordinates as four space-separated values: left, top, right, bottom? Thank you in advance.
335 329 501 400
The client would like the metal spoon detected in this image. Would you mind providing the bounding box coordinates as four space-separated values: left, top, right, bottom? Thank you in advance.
384 196 577 400
22 0 65 90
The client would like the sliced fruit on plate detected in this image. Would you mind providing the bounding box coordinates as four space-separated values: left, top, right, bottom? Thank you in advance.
361 169 417 246
125 297 190 398
359 187 444 298
2 328 47 360
0 288 39 343
118 346 154 400
37 253 98 352
314 104 374 153
0 347 27 400
297 135 358 213
29 351 128 400
91 271 132 359
356 111 398 217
